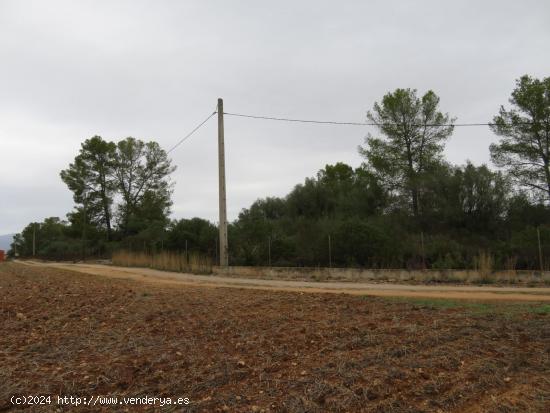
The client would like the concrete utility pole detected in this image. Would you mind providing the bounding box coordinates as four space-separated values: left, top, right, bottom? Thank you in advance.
218 98 229 267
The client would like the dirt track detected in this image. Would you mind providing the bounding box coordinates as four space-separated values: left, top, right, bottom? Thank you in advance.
19 261 550 301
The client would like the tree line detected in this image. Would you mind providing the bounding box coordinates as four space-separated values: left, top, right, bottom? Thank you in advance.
10 75 550 270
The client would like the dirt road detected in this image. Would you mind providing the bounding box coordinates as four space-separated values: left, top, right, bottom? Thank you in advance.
18 260 550 301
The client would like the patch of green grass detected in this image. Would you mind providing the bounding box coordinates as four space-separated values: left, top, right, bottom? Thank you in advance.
381 296 474 310
378 296 550 316
529 304 550 315
402 298 464 309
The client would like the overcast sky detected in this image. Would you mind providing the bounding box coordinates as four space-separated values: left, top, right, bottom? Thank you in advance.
1 0 549 235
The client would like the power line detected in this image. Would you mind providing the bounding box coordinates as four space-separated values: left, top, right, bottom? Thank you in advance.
166 107 534 155
224 112 373 126
167 111 217 154
223 111 531 127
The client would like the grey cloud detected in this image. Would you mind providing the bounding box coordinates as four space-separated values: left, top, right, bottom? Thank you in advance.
1 0 549 234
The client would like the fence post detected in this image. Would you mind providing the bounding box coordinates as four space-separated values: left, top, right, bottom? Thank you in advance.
215 237 218 266
421 231 426 269
268 236 271 267
33 224 36 257
537 227 544 271
328 235 332 268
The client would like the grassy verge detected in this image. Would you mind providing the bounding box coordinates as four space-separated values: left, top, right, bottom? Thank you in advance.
379 296 550 316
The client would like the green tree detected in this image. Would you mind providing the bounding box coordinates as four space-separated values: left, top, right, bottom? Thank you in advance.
452 163 510 232
10 218 81 260
332 218 391 267
417 162 511 234
359 89 455 217
8 233 23 258
113 137 176 235
490 75 550 201
231 200 280 265
60 136 116 240
286 163 386 219
166 218 218 255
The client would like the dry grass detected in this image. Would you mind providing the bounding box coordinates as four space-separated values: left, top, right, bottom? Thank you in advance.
474 251 494 282
505 255 518 272
214 265 550 285
112 250 212 274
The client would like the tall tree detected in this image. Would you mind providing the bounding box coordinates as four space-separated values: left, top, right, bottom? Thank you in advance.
113 137 176 235
166 218 218 254
490 75 550 201
454 163 510 231
359 89 454 216
60 136 116 239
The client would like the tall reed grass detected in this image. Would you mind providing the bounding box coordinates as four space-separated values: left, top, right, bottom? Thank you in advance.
112 250 212 274
474 251 494 282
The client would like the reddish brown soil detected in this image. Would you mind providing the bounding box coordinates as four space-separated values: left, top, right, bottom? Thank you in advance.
1 262 549 412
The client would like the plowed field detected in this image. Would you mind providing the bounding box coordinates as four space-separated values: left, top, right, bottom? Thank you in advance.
1 262 549 412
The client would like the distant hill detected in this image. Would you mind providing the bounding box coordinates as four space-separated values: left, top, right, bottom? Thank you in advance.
0 234 15 251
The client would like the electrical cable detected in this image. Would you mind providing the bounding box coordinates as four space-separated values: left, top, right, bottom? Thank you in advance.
167 111 217 154
223 111 532 127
